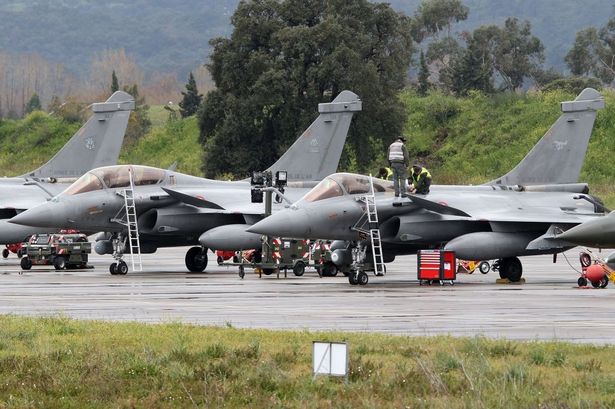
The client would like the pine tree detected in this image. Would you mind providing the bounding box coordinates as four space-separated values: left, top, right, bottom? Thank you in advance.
179 72 202 118
25 93 42 114
417 50 430 96
111 70 119 93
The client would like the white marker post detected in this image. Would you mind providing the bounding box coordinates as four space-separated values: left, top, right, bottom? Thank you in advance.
312 341 348 381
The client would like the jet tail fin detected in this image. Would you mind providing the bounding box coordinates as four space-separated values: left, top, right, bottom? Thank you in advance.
267 90 362 181
23 91 135 180
487 88 604 186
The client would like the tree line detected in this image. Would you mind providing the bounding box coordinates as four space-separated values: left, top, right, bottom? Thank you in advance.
194 0 615 179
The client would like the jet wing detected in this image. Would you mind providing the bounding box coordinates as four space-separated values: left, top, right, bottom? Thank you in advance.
162 187 282 215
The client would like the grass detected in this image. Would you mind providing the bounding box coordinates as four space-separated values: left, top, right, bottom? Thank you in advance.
1 315 615 408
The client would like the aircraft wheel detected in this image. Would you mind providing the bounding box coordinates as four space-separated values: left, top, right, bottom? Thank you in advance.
578 276 588 287
357 271 369 285
502 257 523 282
292 261 305 277
109 263 118 275
53 256 66 270
348 271 359 285
117 261 129 275
20 257 32 270
478 261 490 274
322 262 338 277
185 246 208 272
2 249 8 258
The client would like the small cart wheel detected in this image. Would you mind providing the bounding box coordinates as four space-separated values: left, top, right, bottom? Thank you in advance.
217 256 224 264
2 248 9 259
478 261 490 274
20 257 32 270
600 277 609 288
53 256 66 270
591 280 601 288
577 276 588 287
580 252 592 268
293 261 306 277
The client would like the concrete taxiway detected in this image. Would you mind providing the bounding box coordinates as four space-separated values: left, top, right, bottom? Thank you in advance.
1 247 613 343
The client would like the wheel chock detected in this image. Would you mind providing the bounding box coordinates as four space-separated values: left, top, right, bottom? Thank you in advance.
495 278 526 285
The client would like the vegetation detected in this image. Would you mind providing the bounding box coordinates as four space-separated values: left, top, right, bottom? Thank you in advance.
1 315 614 408
199 0 413 178
178 72 202 118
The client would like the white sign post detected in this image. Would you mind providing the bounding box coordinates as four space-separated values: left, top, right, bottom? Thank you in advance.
312 341 348 380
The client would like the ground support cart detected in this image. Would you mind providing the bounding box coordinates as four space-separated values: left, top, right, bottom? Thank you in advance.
417 250 457 286
20 233 91 271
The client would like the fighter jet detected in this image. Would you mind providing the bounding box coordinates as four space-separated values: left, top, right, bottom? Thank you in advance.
10 91 362 273
248 88 607 283
0 91 134 246
555 210 615 248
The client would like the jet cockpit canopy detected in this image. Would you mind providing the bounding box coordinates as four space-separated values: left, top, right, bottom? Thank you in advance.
300 173 393 203
62 165 166 196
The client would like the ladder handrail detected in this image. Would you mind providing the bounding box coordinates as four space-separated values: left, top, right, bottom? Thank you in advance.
123 168 142 272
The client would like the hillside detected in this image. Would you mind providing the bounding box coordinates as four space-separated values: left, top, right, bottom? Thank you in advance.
1 88 614 206
0 0 612 78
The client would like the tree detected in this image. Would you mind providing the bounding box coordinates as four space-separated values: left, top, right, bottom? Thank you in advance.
25 93 42 114
417 50 430 96
198 0 413 178
179 72 202 118
111 70 119 93
566 18 615 85
447 18 544 95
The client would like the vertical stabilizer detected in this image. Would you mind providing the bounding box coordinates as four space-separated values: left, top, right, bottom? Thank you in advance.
487 88 604 186
267 90 362 181
24 91 135 179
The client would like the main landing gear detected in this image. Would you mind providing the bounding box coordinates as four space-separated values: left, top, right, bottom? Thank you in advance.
185 246 208 272
494 257 523 282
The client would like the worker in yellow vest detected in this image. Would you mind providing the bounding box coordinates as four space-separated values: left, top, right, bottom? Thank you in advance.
387 136 410 197
409 164 432 195
377 167 393 180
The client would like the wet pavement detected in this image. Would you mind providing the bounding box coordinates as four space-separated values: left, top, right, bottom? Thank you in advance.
1 247 614 343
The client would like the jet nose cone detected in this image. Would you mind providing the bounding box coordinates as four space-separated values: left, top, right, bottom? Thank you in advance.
9 205 53 228
247 209 310 238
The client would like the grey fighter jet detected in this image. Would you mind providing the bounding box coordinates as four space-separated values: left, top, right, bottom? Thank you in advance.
10 91 362 273
0 91 134 246
555 211 615 248
248 88 607 283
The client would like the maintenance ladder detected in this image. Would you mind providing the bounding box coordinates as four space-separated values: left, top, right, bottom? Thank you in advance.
112 169 142 272
352 176 386 276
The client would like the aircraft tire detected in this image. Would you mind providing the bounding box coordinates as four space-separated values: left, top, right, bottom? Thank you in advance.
478 261 490 274
53 256 66 270
117 261 128 275
185 246 208 272
348 271 359 285
20 257 32 270
357 271 369 285
501 257 522 282
2 249 8 258
109 263 118 275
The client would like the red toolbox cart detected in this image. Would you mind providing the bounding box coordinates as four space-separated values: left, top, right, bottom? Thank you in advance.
417 250 456 285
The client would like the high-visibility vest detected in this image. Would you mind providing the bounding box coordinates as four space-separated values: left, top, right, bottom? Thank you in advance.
384 167 393 180
388 141 405 162
411 168 431 185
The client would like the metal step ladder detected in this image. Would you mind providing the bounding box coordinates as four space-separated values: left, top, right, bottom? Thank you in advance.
121 169 142 272
352 176 386 276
